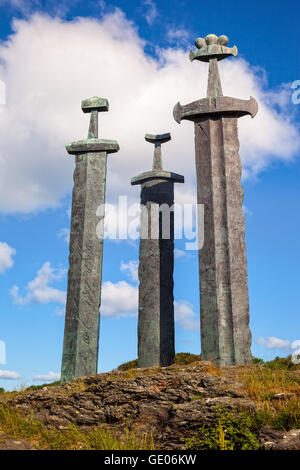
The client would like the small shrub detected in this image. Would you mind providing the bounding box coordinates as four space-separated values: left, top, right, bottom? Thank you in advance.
185 407 260 451
273 399 300 430
117 353 202 371
25 381 61 392
117 359 138 371
257 398 300 431
0 387 5 394
174 353 202 365
252 357 265 365
265 356 298 371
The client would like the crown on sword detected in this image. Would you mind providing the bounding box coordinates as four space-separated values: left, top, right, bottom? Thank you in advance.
189 34 238 62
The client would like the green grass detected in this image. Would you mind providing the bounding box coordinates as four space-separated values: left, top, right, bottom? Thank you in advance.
0 404 154 450
239 366 300 402
117 359 138 371
185 407 260 450
24 381 61 392
253 355 300 370
238 359 300 432
256 398 300 431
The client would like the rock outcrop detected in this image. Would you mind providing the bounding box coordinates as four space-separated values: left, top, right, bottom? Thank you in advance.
1 360 300 450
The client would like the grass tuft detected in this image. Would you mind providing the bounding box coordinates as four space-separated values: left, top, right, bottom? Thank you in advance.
0 405 154 450
184 406 259 450
239 366 300 402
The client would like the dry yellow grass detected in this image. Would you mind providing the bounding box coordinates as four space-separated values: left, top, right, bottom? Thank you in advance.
0 404 154 450
238 366 300 401
206 362 223 376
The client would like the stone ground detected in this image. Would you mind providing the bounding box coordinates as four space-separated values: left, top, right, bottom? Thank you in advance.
0 361 299 450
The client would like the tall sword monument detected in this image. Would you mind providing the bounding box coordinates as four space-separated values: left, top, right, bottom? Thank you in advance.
61 97 119 383
131 133 184 367
173 34 257 366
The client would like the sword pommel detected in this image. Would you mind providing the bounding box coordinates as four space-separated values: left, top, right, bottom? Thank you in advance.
80 97 109 139
189 34 238 62
131 132 184 185
81 96 109 113
66 96 119 154
145 133 171 144
145 133 171 171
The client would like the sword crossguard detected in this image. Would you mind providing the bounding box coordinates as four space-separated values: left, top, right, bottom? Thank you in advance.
66 96 119 155
173 96 258 124
81 96 109 139
145 133 171 171
189 34 238 63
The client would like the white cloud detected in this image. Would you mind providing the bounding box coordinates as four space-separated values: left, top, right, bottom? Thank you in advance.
101 279 199 331
32 371 60 382
143 0 158 25
57 227 70 244
256 336 292 349
120 260 139 282
242 205 253 216
0 369 21 379
66 206 71 219
166 27 191 47
10 261 66 305
101 280 138 317
21 258 200 331
0 0 38 16
291 340 300 350
0 0 73 17
54 306 65 317
0 242 16 273
256 336 300 364
0 11 297 214
175 300 199 331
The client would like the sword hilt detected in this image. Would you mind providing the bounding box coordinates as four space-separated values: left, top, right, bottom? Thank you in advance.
81 96 109 139
189 34 238 63
189 34 238 98
145 133 171 171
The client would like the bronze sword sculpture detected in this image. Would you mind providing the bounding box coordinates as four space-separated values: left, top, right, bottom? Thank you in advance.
131 133 184 367
173 34 258 366
61 97 119 383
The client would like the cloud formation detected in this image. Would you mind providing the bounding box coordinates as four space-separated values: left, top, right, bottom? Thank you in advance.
45 258 199 330
57 227 70 244
32 371 60 382
174 300 199 331
120 260 139 282
7 255 199 332
256 336 300 363
0 10 298 214
101 278 200 332
143 0 158 25
256 336 292 349
0 242 16 273
0 369 21 379
10 262 66 305
101 280 138 318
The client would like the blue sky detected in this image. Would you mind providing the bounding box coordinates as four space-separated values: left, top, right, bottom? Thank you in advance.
0 0 299 389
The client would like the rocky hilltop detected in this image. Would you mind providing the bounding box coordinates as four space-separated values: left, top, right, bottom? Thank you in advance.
0 359 300 450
